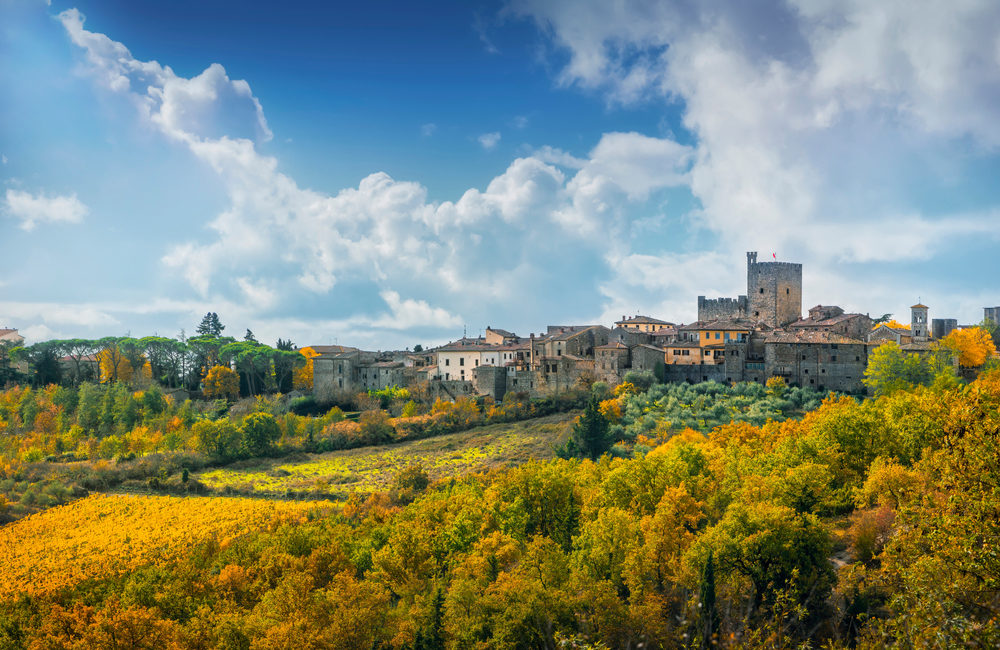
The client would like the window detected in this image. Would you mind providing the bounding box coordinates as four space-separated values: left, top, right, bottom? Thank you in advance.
704 350 711 356
445 373 450 380
855 356 860 361
831 355 837 361
445 359 450 366
804 369 809 374
802 354 806 360
786 288 790 294
831 344 838 349
760 288 765 294
715 332 720 339
460 358 465 366
474 359 479 366
821 369 826 373
754 311 760 317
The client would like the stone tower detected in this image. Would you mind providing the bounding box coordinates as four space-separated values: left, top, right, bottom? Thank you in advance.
911 303 929 341
746 251 802 328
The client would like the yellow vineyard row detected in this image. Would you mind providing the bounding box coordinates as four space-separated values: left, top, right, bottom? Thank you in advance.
0 493 327 597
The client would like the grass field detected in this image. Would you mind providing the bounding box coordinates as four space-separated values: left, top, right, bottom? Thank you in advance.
196 411 578 498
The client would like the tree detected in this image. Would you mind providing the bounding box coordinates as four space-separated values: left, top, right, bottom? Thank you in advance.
562 395 612 460
240 412 280 456
244 329 257 343
863 342 952 396
940 326 997 368
203 365 239 401
872 313 893 325
196 312 225 337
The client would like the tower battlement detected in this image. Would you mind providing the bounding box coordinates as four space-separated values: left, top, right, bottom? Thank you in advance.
746 251 802 327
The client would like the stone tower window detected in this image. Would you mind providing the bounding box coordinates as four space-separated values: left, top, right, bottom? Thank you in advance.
760 288 764 294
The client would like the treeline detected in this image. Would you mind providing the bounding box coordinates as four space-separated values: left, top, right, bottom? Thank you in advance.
0 312 305 397
1 371 998 647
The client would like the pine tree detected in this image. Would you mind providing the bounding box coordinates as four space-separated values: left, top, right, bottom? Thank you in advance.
699 550 720 648
571 395 612 460
195 312 225 337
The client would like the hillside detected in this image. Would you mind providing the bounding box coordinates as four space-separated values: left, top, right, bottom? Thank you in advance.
195 411 577 498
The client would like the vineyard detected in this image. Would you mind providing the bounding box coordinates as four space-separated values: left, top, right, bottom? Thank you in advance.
0 494 329 597
197 412 575 497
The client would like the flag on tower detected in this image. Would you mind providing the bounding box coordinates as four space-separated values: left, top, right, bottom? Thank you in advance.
772 252 777 260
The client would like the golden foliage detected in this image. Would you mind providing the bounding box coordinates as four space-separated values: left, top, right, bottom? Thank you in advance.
97 348 133 384
203 364 240 400
874 320 910 331
293 347 324 391
940 326 997 367
0 494 326 597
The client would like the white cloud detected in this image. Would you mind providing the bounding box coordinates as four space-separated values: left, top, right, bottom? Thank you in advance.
421 123 437 137
478 131 501 150
1 154 7 165
374 290 462 330
4 189 88 231
512 0 1000 280
512 115 529 129
59 10 697 339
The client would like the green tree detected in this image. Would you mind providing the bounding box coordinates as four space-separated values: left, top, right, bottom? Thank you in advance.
196 312 225 337
562 395 612 460
240 412 280 456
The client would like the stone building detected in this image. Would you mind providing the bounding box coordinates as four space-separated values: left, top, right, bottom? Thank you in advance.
762 331 868 392
932 318 958 340
0 328 25 345
985 306 1000 325
911 303 929 341
790 305 872 340
747 251 803 327
614 315 673 333
697 296 748 322
697 251 802 328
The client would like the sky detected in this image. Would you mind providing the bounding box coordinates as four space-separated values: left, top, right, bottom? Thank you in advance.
2 0 999 350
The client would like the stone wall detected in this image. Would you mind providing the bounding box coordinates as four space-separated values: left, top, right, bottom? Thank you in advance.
985 307 1000 325
764 341 866 393
663 363 727 384
697 295 748 321
932 318 958 340
746 252 802 327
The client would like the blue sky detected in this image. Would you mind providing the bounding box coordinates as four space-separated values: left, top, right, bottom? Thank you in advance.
2 0 999 349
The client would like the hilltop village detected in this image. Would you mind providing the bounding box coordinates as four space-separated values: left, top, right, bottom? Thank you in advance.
310 252 999 401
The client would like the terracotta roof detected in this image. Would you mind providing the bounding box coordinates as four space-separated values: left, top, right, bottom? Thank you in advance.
791 313 867 327
615 315 671 325
546 325 607 341
679 319 755 331
486 327 517 338
595 341 628 350
911 303 929 309
663 341 701 348
764 331 863 345
307 345 358 355
0 328 19 337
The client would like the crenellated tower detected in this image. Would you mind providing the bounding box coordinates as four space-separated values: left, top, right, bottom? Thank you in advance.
746 251 802 328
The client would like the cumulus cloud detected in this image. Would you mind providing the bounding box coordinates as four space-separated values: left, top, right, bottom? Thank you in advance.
4 189 88 231
421 123 437 137
59 9 699 341
513 0 1000 317
478 132 501 150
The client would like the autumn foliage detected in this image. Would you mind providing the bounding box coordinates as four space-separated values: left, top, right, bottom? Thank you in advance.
940 326 997 367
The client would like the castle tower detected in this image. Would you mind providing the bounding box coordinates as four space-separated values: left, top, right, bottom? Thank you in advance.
911 303 929 341
746 251 802 328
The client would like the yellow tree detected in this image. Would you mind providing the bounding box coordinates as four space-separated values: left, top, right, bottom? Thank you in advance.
874 320 910 331
293 346 323 390
941 327 997 367
97 347 133 384
203 364 239 400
